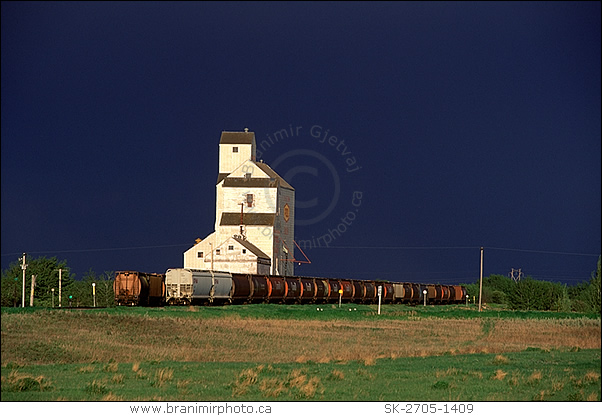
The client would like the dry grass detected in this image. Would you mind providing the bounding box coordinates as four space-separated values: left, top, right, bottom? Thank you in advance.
362 356 376 366
298 376 321 398
583 371 600 383
465 370 483 380
1 312 600 365
259 378 287 397
112 374 124 384
551 379 565 392
104 362 119 373
508 371 521 387
491 369 507 380
79 365 95 373
528 370 543 384
493 355 509 364
102 391 123 401
153 368 174 387
436 368 459 378
2 370 52 392
85 379 108 395
233 366 324 399
232 367 262 396
329 369 345 380
571 371 601 388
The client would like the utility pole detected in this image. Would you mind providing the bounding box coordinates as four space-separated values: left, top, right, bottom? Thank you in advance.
478 247 484 312
58 268 62 308
30 274 36 307
20 253 27 308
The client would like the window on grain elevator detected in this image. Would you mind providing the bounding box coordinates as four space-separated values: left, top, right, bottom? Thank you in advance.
232 147 238 153
247 193 254 207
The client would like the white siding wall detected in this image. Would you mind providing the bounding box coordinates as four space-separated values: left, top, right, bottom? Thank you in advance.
183 233 216 270
220 187 277 214
183 234 270 274
215 160 274 230
219 144 253 176
218 225 274 262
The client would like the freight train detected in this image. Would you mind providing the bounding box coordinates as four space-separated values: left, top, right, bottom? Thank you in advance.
113 269 467 307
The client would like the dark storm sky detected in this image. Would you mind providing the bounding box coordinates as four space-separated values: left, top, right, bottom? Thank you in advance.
2 2 600 285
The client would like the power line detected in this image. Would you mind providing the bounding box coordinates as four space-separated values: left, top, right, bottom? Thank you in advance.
484 246 599 257
1 244 191 257
2 244 598 258
317 246 479 250
311 245 599 257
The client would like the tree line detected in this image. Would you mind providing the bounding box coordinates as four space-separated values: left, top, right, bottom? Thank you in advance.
464 256 601 313
1 256 114 308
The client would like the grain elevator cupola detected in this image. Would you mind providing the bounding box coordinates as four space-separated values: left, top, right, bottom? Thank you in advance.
217 130 257 183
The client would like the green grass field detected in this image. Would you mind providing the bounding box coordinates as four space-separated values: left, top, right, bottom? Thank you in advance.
1 304 600 401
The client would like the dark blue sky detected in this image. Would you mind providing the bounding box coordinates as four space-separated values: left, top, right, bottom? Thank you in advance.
2 2 600 285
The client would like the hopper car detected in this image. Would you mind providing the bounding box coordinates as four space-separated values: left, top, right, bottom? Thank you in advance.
115 269 467 307
113 270 165 306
